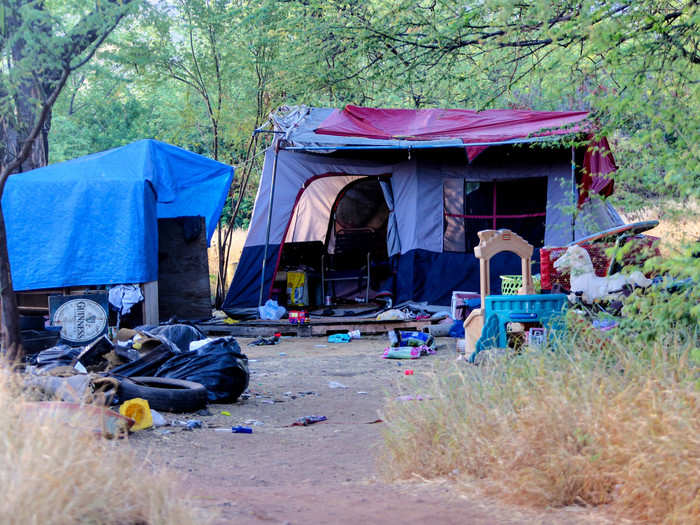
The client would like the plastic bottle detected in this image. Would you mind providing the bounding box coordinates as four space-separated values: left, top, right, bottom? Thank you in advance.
214 426 253 433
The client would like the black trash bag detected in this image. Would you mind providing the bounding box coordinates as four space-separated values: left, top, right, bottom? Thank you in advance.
154 337 249 402
109 344 176 378
136 324 205 353
33 345 80 370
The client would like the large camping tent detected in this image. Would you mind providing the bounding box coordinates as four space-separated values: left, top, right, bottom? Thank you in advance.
4 139 233 291
223 105 622 311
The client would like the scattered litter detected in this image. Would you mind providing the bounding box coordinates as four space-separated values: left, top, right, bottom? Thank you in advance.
404 369 414 375
430 310 452 321
244 419 264 426
593 318 618 331
249 359 259 362
119 398 153 431
73 361 88 374
260 399 275 404
196 408 213 416
448 319 465 338
221 410 231 416
24 373 91 403
292 415 327 426
314 344 328 348
383 347 420 359
24 402 134 439
150 409 167 427
279 352 287 356
248 335 279 346
388 330 435 349
397 395 425 401
328 333 351 343
356 391 368 395
366 419 383 424
258 299 286 320
376 309 409 321
172 419 202 430
154 429 172 436
328 381 348 389
348 329 361 339
283 391 293 397
217 425 253 433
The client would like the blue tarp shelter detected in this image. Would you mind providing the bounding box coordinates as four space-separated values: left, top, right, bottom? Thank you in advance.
4 139 233 291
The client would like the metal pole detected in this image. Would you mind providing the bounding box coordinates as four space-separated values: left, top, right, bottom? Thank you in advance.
571 145 576 243
258 138 281 310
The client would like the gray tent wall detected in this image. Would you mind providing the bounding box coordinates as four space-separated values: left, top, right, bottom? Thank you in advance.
222 143 622 311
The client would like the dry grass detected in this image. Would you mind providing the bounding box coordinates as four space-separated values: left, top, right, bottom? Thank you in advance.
619 199 700 257
0 368 214 525
208 228 248 296
380 330 699 524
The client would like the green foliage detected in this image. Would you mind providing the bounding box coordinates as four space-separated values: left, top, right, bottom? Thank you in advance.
617 246 700 345
324 0 700 203
1 0 136 168
47 0 699 226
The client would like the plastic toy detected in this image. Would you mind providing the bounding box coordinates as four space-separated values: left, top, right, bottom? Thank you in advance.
463 229 535 353
462 229 568 362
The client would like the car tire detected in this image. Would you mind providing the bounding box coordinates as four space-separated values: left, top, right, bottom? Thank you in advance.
118 376 208 412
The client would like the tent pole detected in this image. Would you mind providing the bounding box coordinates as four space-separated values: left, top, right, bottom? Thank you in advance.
258 139 281 311
571 145 576 243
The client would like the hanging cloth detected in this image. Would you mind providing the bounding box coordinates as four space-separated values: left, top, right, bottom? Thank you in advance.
379 179 401 257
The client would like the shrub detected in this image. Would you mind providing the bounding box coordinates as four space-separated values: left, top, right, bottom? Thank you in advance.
381 322 699 523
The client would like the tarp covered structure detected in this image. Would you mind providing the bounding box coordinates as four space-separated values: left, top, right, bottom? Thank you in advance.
223 105 622 310
4 139 233 290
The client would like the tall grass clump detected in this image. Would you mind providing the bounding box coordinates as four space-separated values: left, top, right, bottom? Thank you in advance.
0 368 214 524
381 274 699 523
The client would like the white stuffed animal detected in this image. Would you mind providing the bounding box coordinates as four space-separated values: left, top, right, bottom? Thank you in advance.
553 244 652 304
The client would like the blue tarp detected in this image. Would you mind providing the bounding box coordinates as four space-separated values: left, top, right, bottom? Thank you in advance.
3 139 233 291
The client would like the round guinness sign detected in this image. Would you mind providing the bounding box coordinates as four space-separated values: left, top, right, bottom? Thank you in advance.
52 298 108 343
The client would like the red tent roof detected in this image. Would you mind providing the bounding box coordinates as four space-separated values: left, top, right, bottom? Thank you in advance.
316 105 589 143
315 105 615 202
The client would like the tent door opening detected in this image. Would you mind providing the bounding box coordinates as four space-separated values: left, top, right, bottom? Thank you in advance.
322 177 391 304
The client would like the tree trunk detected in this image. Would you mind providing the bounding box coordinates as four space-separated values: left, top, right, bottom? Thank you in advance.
0 203 21 361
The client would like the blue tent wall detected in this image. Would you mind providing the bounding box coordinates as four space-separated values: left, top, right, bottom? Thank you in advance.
3 139 233 291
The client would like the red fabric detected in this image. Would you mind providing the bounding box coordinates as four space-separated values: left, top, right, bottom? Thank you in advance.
316 105 590 143
316 105 618 202
579 136 616 206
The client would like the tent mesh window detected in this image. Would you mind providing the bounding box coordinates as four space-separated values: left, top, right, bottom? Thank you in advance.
443 177 547 252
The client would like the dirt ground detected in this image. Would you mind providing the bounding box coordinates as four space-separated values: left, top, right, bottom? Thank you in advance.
129 336 616 525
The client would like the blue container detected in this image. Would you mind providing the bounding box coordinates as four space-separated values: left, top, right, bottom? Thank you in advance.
469 293 568 362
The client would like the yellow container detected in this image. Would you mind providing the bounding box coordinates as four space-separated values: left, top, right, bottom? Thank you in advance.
119 398 153 431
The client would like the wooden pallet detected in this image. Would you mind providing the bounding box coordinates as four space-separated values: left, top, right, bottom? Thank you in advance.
197 316 433 338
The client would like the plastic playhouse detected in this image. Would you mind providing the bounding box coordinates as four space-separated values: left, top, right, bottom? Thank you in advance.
463 229 568 363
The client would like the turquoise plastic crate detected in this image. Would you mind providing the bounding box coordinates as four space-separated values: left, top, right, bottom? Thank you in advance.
469 293 568 362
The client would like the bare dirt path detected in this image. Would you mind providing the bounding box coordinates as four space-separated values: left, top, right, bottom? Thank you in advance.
130 336 612 524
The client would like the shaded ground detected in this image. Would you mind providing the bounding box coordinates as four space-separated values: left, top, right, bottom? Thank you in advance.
130 336 614 524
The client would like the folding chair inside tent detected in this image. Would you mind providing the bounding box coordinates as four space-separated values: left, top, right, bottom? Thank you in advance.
321 227 373 303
